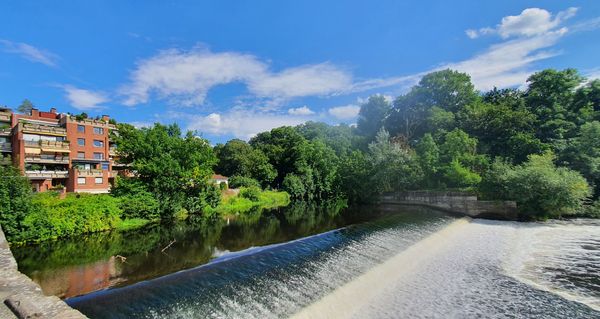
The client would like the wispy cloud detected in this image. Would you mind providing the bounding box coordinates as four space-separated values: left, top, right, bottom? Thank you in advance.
119 46 352 107
186 110 312 140
61 85 109 110
0 39 59 67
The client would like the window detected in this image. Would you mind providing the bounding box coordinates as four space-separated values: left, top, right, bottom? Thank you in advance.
102 163 109 170
93 152 104 160
77 152 85 159
93 127 104 135
77 177 86 185
77 138 85 146
95 177 103 184
77 125 85 133
93 140 104 147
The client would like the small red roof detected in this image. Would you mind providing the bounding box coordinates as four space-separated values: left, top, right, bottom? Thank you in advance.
212 174 228 180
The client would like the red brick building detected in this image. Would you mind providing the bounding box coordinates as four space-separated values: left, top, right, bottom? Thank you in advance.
1 107 118 193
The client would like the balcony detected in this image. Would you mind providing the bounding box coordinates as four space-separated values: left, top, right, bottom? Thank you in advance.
21 124 66 136
109 146 117 156
0 127 11 136
0 142 11 152
0 113 11 122
24 140 70 152
25 170 69 179
76 169 104 177
25 155 69 164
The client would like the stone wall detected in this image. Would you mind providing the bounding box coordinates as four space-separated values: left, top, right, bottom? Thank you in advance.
0 226 87 319
380 191 518 220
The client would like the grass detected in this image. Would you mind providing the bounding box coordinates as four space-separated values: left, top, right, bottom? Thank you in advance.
115 218 153 231
211 189 290 216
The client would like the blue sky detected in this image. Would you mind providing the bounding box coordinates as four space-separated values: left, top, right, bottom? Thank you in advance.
1 1 600 143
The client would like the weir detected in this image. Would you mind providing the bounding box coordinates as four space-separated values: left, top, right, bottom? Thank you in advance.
379 191 518 220
0 226 87 319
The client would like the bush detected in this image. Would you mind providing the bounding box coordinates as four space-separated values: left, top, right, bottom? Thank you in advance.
111 177 159 220
0 166 35 241
219 182 228 190
20 193 122 243
480 152 591 219
240 186 261 202
228 175 261 189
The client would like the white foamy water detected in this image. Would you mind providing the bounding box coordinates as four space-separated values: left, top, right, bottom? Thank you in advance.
296 218 600 318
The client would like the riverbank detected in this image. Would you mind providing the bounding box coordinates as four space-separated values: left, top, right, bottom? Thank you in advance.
4 189 290 245
0 225 86 318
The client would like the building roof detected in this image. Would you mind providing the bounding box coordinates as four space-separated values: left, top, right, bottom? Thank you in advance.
211 174 228 180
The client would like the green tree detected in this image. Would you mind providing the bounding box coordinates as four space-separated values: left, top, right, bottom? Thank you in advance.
368 128 422 193
112 123 217 218
338 150 375 203
415 133 440 188
214 139 276 186
357 95 391 139
559 121 600 196
438 129 487 188
17 99 34 114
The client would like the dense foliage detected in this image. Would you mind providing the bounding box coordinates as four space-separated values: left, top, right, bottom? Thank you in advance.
215 68 600 219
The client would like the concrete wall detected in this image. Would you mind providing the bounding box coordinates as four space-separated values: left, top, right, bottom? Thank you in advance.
0 226 87 319
380 191 518 220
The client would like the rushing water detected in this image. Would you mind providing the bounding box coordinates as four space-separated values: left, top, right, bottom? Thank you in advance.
12 203 600 318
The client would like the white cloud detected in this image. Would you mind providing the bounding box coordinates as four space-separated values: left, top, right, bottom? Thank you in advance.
187 110 310 140
288 106 315 116
62 85 109 110
328 104 360 120
466 7 577 39
585 68 600 81
443 29 567 90
0 39 58 66
120 47 352 106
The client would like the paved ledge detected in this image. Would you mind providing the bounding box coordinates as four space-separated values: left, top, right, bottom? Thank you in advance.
0 226 87 319
380 191 518 220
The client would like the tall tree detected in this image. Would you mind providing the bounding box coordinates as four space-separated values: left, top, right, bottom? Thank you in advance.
357 95 391 140
17 99 34 114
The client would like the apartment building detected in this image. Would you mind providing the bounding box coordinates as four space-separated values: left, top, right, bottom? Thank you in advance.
1 107 118 193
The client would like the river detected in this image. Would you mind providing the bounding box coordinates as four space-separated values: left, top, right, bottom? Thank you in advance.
11 203 600 318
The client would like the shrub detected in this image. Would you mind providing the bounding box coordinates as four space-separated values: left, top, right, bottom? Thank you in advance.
480 152 591 219
219 182 228 191
111 177 159 220
0 166 35 241
240 186 261 202
20 193 122 243
228 175 261 189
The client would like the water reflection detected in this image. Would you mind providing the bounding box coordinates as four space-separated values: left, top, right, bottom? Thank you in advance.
12 201 386 298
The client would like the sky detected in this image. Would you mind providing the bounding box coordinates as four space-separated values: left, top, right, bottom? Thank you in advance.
1 1 600 143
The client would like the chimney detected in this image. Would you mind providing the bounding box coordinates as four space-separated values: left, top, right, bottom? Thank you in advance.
50 107 57 114
101 115 110 122
31 108 39 117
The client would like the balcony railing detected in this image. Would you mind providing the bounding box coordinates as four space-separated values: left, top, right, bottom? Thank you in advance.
24 140 70 150
109 147 117 156
0 142 11 152
76 169 104 177
25 155 69 164
25 170 69 179
0 127 11 136
21 124 66 136
0 113 11 122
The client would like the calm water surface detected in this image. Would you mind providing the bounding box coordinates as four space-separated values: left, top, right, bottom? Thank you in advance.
12 203 600 318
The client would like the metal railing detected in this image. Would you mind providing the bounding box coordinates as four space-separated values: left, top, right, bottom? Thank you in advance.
0 113 10 122
24 140 70 149
25 155 69 164
0 142 11 151
25 170 69 179
0 128 11 136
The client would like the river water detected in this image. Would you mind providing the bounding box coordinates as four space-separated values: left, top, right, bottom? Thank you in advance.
12 203 600 318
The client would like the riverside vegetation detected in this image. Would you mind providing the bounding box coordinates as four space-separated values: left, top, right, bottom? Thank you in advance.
1 68 599 243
